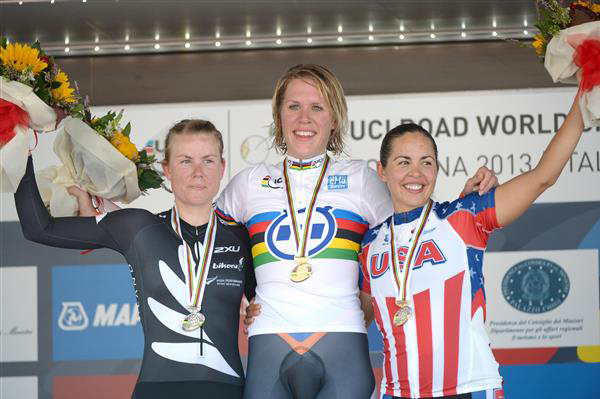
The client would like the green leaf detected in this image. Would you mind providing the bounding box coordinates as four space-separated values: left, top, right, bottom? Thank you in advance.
0 37 7 49
122 122 131 137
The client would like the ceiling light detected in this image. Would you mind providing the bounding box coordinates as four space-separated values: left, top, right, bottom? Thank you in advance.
524 19 528 26
94 46 100 51
307 37 313 44
461 32 466 38
430 23 435 30
523 30 529 35
399 34 405 40
154 43 160 49
307 26 312 34
369 24 373 32
215 41 221 47
65 37 69 45
245 40 252 46
368 35 374 41
430 33 436 39
82 0 87 3
338 25 343 33
276 38 282 45
492 31 498 37
461 22 466 29
19 1 23 4
216 31 220 39
124 44 130 50
246 30 251 38
64 47 70 53
125 34 130 42
400 25 405 32
50 0 54 4
94 36 99 43
276 27 282 36
184 42 190 48
337 36 343 42
155 33 160 41
492 20 497 28
185 32 190 40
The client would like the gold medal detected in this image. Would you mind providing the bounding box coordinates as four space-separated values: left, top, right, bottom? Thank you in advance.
393 304 412 326
290 261 312 282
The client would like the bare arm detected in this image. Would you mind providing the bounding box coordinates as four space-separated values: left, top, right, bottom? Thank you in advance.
360 291 374 327
495 94 584 226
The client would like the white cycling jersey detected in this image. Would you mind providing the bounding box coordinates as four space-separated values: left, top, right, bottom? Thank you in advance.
216 153 391 336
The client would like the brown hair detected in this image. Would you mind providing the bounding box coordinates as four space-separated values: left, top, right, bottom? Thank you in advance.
380 123 439 168
271 64 348 155
164 119 224 162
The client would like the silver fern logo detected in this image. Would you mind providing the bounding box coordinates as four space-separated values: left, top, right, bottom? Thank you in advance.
147 245 239 378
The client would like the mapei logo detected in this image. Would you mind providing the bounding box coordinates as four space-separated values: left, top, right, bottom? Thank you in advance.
52 264 143 361
261 175 283 189
369 239 446 278
265 206 336 260
501 258 570 314
58 302 89 331
327 175 348 190
58 301 140 331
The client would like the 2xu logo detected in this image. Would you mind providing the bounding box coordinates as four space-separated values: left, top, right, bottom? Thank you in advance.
501 258 570 314
58 301 140 331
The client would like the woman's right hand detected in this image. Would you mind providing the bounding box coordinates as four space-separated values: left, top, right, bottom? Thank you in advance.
242 301 261 334
66 186 97 217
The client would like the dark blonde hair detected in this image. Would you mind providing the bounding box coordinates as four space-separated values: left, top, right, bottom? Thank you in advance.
164 119 224 162
271 64 348 155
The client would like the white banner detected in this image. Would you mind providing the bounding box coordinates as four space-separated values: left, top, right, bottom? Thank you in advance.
0 376 38 399
2 87 599 221
0 266 38 362
485 249 600 349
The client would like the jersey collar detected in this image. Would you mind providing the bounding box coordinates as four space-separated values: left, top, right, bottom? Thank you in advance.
285 153 327 171
392 203 431 225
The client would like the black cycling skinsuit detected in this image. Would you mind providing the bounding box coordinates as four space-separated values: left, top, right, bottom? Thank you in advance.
15 157 256 399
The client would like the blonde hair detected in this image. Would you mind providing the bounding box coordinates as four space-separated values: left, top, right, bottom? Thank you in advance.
271 64 348 155
164 119 224 162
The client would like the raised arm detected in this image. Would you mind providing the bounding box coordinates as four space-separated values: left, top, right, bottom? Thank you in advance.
15 156 119 250
495 94 584 227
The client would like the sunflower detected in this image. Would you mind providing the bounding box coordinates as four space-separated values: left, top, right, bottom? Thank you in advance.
51 69 76 103
574 1 600 13
532 34 546 56
110 132 140 162
0 43 47 75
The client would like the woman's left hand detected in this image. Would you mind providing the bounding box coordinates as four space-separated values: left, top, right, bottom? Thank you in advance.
461 166 498 196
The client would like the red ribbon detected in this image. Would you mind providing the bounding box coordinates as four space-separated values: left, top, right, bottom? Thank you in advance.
574 38 600 92
0 98 29 146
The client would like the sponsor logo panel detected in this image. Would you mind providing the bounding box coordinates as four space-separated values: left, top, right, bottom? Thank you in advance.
53 375 137 399
485 249 600 349
0 376 38 399
52 264 143 361
0 266 37 362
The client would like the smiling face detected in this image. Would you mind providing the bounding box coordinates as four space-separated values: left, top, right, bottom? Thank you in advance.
162 132 225 211
280 78 336 159
377 132 439 213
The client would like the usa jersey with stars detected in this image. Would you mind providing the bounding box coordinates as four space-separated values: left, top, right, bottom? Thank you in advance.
359 189 503 399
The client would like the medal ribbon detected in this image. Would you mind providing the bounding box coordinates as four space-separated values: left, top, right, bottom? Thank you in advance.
390 199 433 302
171 205 218 308
282 155 330 258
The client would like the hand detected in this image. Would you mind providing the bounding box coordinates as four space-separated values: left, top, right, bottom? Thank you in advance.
66 186 97 216
461 166 498 196
242 300 261 335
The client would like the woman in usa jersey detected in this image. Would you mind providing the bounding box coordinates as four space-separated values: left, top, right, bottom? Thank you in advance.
359 88 585 399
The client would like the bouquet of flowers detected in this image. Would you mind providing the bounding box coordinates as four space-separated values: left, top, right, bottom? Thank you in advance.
534 1 600 126
0 39 77 192
38 109 163 216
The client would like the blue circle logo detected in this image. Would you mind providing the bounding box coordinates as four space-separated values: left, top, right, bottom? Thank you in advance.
501 258 569 314
265 206 337 260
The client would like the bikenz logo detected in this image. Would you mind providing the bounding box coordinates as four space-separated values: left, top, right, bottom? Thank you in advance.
327 175 348 190
52 264 143 361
